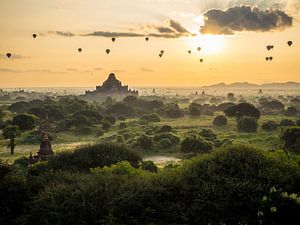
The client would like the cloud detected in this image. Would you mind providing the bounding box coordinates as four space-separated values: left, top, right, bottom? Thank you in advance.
0 68 21 73
94 67 103 71
47 31 75 37
200 5 293 35
140 67 154 72
44 20 193 39
84 31 144 37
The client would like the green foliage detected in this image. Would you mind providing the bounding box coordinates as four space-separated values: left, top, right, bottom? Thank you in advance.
12 113 38 131
156 125 172 133
224 103 260 119
106 102 135 117
181 145 300 225
237 116 258 133
279 119 295 127
141 160 158 173
213 115 227 126
258 187 300 225
181 136 213 154
92 161 146 176
47 143 142 172
136 134 154 150
154 132 180 146
199 129 217 141
140 113 161 122
0 160 28 225
284 106 298 117
280 127 300 153
262 120 278 132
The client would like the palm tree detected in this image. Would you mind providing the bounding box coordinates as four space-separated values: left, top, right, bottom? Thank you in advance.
2 125 21 154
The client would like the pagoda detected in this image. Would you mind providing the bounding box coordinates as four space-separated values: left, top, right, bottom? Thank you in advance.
85 73 138 97
29 132 54 164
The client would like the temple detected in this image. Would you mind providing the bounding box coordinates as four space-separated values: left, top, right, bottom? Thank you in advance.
85 73 138 98
29 132 54 164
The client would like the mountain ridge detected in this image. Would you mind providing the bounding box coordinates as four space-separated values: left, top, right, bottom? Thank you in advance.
201 81 300 89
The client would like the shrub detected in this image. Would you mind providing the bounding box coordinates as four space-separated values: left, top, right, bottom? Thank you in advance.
284 106 298 117
181 136 213 154
213 115 228 126
262 100 284 110
280 127 300 153
104 115 116 125
119 122 127 129
141 161 158 173
136 134 154 150
157 138 173 149
47 143 141 172
261 120 278 131
279 119 295 127
140 113 161 122
102 120 112 130
199 129 217 141
157 125 172 133
237 116 258 133
154 132 180 146
296 119 300 126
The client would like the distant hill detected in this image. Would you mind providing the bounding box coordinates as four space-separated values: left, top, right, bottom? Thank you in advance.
202 81 300 89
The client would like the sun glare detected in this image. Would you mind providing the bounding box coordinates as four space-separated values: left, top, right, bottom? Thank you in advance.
189 34 225 55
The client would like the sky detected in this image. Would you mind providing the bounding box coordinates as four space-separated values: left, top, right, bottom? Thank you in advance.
0 0 299 87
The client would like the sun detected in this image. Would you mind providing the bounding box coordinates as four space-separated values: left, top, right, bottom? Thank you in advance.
188 34 225 55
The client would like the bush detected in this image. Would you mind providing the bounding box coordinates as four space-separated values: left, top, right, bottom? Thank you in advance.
181 136 213 154
199 129 217 141
47 143 142 172
154 132 180 146
157 125 172 133
140 113 160 122
213 115 228 126
119 122 127 129
136 134 154 150
224 103 260 119
237 116 258 133
102 120 112 130
279 119 295 127
284 106 298 117
262 120 278 132
296 119 300 126
141 161 158 173
280 127 300 153
104 115 116 125
157 138 173 149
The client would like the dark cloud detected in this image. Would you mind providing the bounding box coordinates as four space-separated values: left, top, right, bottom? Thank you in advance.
200 5 293 35
169 19 189 33
84 31 144 37
46 20 192 39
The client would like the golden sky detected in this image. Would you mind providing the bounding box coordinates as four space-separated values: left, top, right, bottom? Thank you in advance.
0 0 299 87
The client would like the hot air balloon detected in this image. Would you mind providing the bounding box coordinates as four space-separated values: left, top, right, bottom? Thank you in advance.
269 57 273 61
197 47 201 51
33 34 37 39
266 45 274 51
160 50 164 54
78 48 82 53
199 59 203 63
287 41 293 46
265 57 269 61
159 53 163 58
145 37 149 41
106 49 111 54
188 50 192 54
112 37 116 42
6 53 11 58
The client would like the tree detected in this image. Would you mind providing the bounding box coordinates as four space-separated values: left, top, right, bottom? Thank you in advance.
284 106 298 117
141 160 158 173
2 125 21 154
12 113 37 130
279 119 295 127
237 116 257 133
261 120 278 132
261 100 284 110
181 136 212 154
224 103 260 119
213 115 228 126
136 134 154 150
280 127 300 153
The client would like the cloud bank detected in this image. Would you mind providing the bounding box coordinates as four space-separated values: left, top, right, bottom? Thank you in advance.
200 5 293 34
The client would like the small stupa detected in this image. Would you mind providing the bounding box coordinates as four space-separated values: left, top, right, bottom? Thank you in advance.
29 132 54 164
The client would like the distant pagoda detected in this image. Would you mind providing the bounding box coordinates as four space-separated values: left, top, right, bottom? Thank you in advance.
85 73 138 97
29 132 54 164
